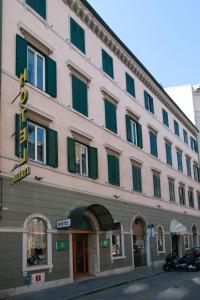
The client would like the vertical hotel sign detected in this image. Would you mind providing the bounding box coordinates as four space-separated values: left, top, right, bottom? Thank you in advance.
12 69 31 184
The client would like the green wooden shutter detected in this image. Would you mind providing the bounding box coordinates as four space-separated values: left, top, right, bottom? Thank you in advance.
162 109 169 127
144 91 149 109
67 137 76 173
104 99 117 133
45 56 57 97
46 128 58 167
16 34 27 77
102 49 114 79
15 114 20 157
132 165 142 192
136 122 143 149
108 154 120 186
88 146 98 179
126 115 131 142
149 96 154 114
153 174 161 198
126 73 135 97
26 0 46 19
70 17 85 54
150 132 158 157
72 75 88 116
165 143 172 165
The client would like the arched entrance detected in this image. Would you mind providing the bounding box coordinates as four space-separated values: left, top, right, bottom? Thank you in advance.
69 204 115 278
132 216 147 268
192 225 198 247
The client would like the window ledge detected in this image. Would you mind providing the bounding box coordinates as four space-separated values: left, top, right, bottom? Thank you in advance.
103 126 120 138
23 264 53 272
125 91 136 101
24 103 55 122
26 82 52 99
23 1 49 26
100 87 120 103
69 42 87 59
112 256 126 261
67 59 92 83
104 143 122 155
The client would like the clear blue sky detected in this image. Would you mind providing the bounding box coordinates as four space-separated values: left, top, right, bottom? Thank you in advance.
87 0 200 87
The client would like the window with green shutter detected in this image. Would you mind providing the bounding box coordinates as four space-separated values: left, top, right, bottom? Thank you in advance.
126 115 143 148
186 157 192 177
126 72 135 97
190 137 198 153
168 178 175 202
144 91 154 114
67 137 98 179
149 131 158 157
197 192 200 210
165 142 172 166
174 120 179 136
26 0 46 19
102 49 114 79
16 34 57 97
107 154 120 186
104 99 117 133
132 163 142 192
72 74 88 116
70 17 85 54
177 150 183 172
179 184 186 205
183 129 188 144
153 171 161 198
162 109 169 127
188 188 194 208
193 163 200 182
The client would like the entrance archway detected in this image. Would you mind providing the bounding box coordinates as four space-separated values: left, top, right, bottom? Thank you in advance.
132 216 147 268
192 225 198 247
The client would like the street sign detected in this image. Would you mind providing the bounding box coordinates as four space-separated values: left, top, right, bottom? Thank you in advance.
56 219 71 229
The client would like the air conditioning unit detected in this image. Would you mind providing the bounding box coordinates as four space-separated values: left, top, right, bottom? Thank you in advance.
32 272 45 284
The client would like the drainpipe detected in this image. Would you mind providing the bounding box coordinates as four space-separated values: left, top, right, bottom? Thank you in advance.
0 177 2 215
0 0 2 215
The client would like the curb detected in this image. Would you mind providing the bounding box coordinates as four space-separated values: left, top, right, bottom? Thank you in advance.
64 271 164 300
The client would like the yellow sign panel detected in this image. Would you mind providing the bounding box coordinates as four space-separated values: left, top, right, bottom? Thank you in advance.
12 166 31 184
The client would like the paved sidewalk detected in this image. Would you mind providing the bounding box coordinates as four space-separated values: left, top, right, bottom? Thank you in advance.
8 265 164 300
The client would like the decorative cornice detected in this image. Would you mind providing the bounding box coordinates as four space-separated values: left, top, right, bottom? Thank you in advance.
63 0 198 136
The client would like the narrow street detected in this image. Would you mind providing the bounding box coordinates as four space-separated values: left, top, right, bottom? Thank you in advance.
79 271 200 300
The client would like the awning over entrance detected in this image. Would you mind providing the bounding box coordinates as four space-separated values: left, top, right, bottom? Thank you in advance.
170 219 187 235
68 204 115 231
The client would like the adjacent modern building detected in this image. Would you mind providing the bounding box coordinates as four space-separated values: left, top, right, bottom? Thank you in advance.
0 0 200 297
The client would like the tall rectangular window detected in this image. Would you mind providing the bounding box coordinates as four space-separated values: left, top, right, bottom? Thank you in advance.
174 120 179 136
153 171 161 198
186 157 192 177
72 74 88 116
188 188 194 208
126 115 143 148
193 163 200 182
190 137 198 153
168 178 175 202
177 150 183 172
165 142 172 166
104 99 117 133
70 17 85 54
126 72 135 97
162 109 169 127
197 192 200 210
26 0 46 19
179 184 186 205
75 142 88 176
149 131 158 157
107 154 120 186
28 122 46 163
183 129 188 144
102 49 114 79
27 46 45 91
132 163 142 193
144 91 154 114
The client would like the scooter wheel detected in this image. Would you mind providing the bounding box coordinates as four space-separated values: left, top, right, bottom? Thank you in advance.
163 264 171 272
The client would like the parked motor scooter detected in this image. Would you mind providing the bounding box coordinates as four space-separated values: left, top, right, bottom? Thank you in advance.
163 250 200 272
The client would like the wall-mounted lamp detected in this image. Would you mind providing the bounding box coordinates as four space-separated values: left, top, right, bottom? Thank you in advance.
157 204 162 208
34 176 43 181
113 194 120 199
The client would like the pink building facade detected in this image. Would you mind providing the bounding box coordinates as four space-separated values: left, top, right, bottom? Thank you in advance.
0 0 200 296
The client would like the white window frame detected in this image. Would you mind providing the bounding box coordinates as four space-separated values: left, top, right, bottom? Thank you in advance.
156 225 166 254
110 225 125 261
22 214 52 273
75 142 89 177
27 46 45 91
28 121 46 164
130 119 137 145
